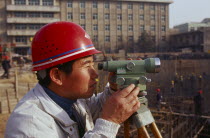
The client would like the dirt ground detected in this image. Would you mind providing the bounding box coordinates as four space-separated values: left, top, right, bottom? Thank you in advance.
0 67 37 137
0 114 10 138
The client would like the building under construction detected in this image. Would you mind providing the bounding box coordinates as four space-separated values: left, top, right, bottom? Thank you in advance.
95 53 210 138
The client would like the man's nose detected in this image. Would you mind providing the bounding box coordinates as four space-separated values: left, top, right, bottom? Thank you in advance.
91 67 98 79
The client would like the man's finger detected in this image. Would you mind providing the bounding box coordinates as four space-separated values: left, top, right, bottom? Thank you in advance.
125 87 140 102
117 84 135 97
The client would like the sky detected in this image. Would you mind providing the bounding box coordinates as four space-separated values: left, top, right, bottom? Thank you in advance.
169 0 210 28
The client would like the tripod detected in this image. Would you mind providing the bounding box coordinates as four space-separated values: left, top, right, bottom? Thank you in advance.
124 96 162 138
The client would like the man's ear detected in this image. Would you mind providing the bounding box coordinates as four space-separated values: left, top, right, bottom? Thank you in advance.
49 68 63 85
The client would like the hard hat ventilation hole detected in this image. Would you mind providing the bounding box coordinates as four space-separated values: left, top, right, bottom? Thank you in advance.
52 44 54 46
56 48 58 50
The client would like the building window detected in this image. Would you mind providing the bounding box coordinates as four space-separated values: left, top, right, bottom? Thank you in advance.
14 0 26 5
93 35 98 42
67 12 73 19
80 24 86 30
128 3 133 9
128 14 133 20
92 13 98 20
105 25 110 31
128 36 133 41
15 24 27 30
140 3 144 9
105 13 110 20
67 0 73 8
93 24 98 31
29 24 44 30
161 5 166 11
43 0 53 6
80 1 85 8
117 25 122 31
117 36 122 41
162 36 166 41
151 15 155 20
117 2 122 9
152 36 156 41
117 14 122 20
93 1 97 8
29 0 39 5
128 25 133 31
80 13 85 19
161 26 166 32
14 12 27 17
139 15 144 20
151 25 155 31
161 15 166 21
105 36 110 42
42 13 54 18
104 2 109 9
150 4 155 10
28 12 40 17
140 25 145 31
15 36 27 43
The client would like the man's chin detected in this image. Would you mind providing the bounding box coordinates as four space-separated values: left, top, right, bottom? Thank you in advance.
82 90 95 99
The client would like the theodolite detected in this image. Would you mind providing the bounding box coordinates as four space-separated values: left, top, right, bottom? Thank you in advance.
98 58 162 138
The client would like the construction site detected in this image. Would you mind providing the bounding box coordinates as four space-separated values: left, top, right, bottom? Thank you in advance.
0 52 210 138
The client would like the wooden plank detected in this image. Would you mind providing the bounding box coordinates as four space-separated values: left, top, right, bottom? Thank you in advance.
15 69 19 99
6 90 11 113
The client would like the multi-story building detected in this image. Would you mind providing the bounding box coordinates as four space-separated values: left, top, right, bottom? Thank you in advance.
174 18 210 33
0 0 172 55
170 27 210 53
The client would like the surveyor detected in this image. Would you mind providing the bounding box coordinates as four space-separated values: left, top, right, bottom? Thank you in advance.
5 21 140 138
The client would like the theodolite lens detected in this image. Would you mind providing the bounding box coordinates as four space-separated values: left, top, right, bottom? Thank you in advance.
98 63 103 70
154 58 161 73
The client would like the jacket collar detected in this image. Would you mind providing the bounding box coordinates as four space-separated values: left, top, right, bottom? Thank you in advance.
33 83 76 127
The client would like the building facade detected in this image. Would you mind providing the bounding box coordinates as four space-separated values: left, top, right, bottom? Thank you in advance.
0 0 172 55
170 27 210 53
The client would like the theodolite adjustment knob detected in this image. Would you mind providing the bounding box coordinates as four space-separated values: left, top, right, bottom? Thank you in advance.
116 77 125 85
126 62 135 71
139 76 151 84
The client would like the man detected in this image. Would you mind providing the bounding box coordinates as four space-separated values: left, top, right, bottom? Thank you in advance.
156 88 162 111
1 55 11 79
193 89 204 115
5 22 140 138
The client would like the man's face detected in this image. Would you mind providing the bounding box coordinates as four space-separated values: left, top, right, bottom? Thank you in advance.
62 56 98 99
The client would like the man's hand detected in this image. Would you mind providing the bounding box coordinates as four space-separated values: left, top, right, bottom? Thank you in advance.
101 84 140 124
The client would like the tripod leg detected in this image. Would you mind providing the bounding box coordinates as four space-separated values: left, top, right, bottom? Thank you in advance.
149 122 162 138
124 120 130 138
138 126 150 138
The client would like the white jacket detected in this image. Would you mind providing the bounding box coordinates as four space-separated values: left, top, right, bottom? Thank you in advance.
5 83 120 138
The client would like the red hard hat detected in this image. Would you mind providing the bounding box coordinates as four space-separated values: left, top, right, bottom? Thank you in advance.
2 55 9 60
32 21 101 71
156 88 160 92
198 90 203 94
